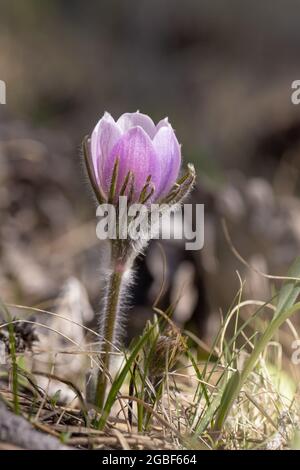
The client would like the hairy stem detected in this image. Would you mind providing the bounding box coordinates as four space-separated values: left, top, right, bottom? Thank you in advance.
95 243 128 409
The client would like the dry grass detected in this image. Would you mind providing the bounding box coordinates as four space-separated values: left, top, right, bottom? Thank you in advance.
1 285 300 450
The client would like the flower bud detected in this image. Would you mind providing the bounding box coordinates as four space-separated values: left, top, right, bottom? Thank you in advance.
85 111 182 204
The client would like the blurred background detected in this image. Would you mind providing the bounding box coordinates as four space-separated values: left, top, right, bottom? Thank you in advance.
1 0 300 347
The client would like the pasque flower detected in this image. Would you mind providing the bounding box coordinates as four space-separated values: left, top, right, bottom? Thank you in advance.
82 111 195 413
84 111 189 205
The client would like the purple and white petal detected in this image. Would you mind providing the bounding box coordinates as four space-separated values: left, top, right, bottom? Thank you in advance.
152 126 181 199
101 126 161 201
117 112 156 139
155 117 171 134
91 112 122 184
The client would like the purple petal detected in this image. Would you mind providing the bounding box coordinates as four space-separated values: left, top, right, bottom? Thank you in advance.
155 117 170 134
152 126 181 198
101 126 161 201
91 112 122 184
117 112 156 139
